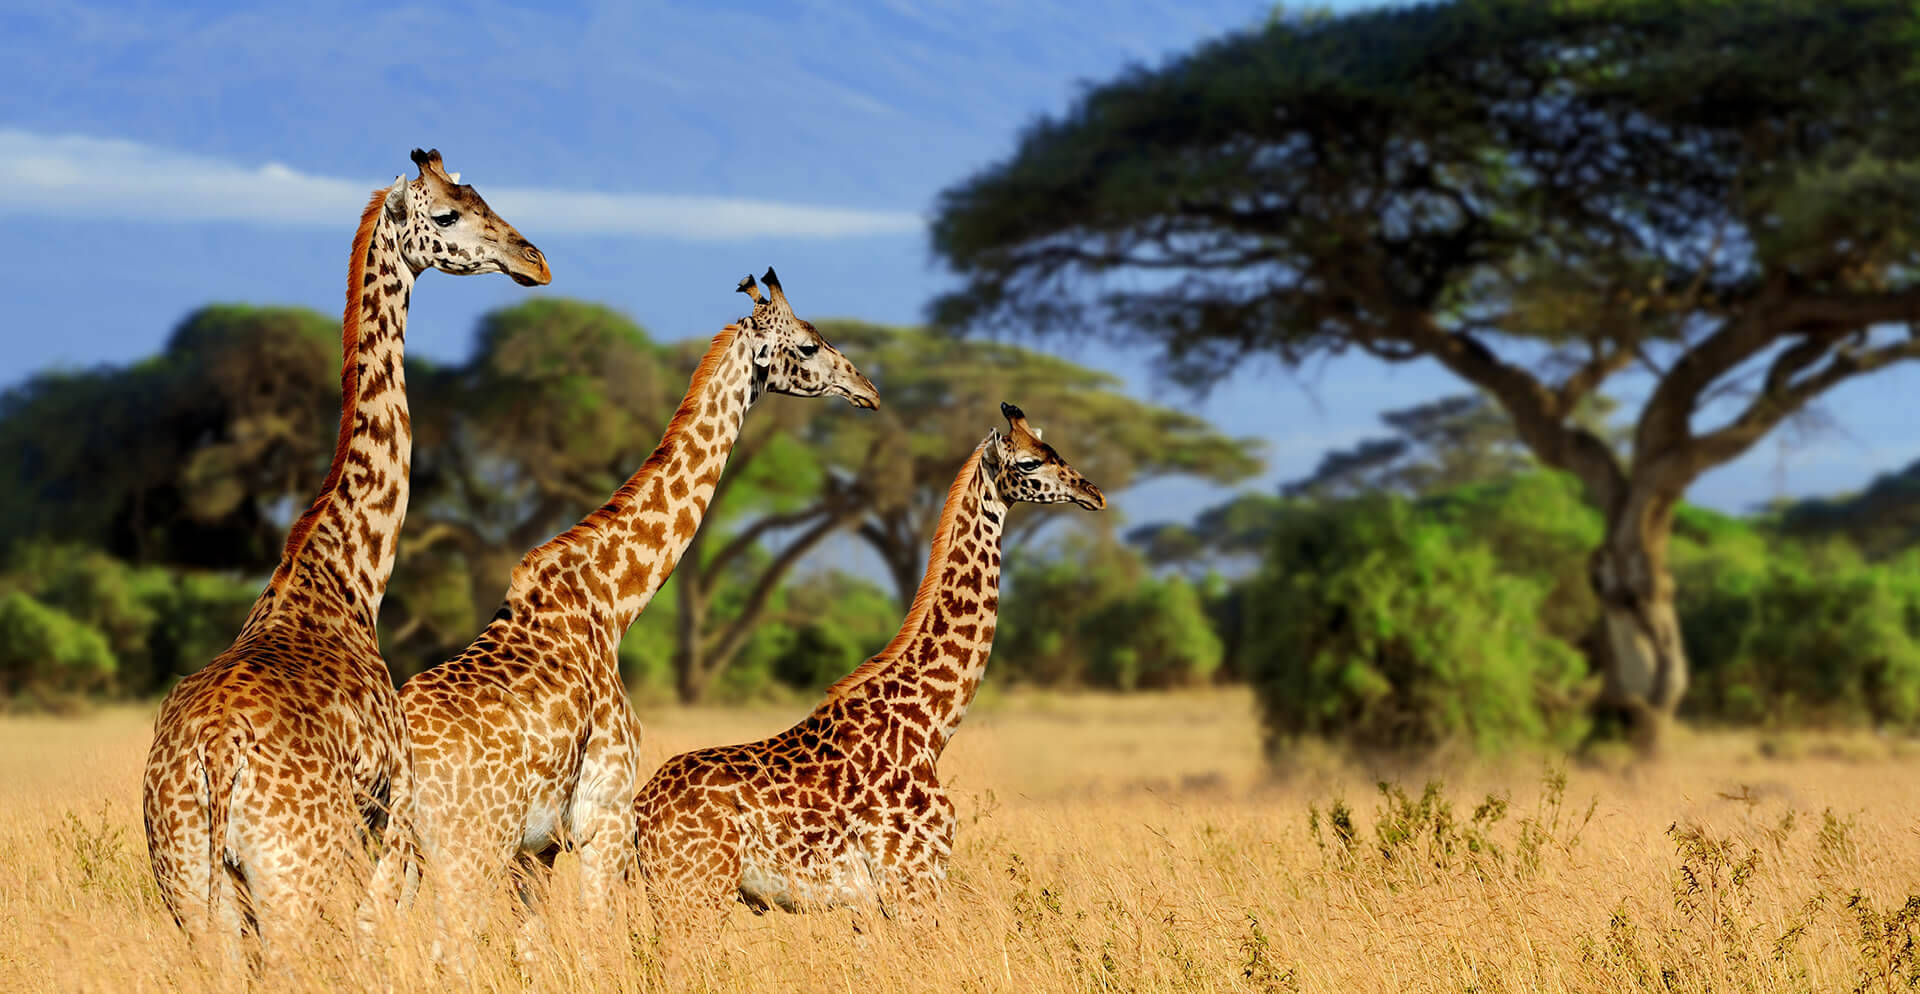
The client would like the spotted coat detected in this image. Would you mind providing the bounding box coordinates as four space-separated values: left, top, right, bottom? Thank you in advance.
633 403 1105 932
141 149 549 959
374 269 877 953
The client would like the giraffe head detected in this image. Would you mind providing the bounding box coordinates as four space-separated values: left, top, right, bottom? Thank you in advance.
378 148 552 286
735 268 880 409
987 402 1106 509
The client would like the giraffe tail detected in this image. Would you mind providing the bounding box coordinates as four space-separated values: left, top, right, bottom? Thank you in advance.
197 716 251 923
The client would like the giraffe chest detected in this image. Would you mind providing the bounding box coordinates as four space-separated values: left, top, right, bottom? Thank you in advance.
514 696 641 852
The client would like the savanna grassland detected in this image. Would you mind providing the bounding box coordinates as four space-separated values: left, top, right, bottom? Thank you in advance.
4 689 1919 993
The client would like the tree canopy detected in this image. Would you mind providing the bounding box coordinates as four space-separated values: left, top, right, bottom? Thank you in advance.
0 305 341 570
931 0 1920 748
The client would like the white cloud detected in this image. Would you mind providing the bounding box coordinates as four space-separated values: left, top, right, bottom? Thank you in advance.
0 129 923 240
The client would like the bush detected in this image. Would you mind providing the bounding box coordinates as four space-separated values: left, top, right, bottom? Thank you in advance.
1242 495 1591 753
1082 574 1223 691
1677 542 1920 728
0 591 116 703
999 539 1224 690
1421 471 1600 646
765 573 900 691
0 543 257 698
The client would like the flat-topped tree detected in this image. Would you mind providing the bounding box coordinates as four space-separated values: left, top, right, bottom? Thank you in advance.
930 0 1920 750
662 320 1261 701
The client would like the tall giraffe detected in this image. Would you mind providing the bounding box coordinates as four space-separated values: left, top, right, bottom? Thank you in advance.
633 402 1104 931
374 269 878 955
141 149 551 956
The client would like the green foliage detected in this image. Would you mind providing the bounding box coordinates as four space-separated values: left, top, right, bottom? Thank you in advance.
0 591 115 704
0 304 340 570
932 0 1920 374
1421 471 1602 646
0 543 256 699
1676 540 1920 728
999 539 1222 690
1243 494 1592 753
764 572 900 692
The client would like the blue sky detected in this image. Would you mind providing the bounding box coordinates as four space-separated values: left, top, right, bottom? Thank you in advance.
2 0 1916 560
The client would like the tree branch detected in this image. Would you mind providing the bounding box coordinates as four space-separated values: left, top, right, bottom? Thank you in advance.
1640 285 1920 458
1397 314 1629 511
696 509 861 677
1690 332 1920 469
706 501 840 576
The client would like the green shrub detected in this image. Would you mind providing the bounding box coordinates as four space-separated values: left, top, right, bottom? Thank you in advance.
766 573 899 691
0 542 257 697
1243 495 1591 753
1677 543 1920 728
1421 471 1601 646
0 591 116 701
1000 539 1224 690
1082 574 1223 690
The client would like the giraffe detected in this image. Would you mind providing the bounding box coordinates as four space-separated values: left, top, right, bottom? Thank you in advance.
141 148 551 959
632 402 1104 934
371 268 879 959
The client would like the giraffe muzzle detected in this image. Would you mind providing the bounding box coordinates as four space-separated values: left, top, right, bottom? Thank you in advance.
509 245 552 286
1074 480 1107 510
840 371 881 410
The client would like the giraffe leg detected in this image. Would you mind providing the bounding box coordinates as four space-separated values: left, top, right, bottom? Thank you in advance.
867 787 956 928
639 809 743 983
241 813 354 967
419 837 498 978
509 843 560 966
145 738 253 970
357 758 419 944
571 798 633 922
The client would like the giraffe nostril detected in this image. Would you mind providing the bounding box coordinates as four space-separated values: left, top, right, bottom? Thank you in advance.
523 246 543 262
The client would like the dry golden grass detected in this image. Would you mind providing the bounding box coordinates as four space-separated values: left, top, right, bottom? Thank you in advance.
5 688 1920 992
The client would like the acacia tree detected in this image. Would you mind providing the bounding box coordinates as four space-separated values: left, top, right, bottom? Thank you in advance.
666 318 1261 702
931 0 1920 748
0 305 339 569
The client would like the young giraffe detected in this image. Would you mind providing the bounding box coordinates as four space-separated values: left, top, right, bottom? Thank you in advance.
141 148 550 957
374 269 878 955
633 402 1105 931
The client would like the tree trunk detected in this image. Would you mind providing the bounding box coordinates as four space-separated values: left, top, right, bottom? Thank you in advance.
1587 488 1688 754
671 542 713 704
881 547 919 610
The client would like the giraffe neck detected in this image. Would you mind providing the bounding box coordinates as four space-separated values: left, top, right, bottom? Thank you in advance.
826 443 1006 759
503 326 761 659
246 192 416 638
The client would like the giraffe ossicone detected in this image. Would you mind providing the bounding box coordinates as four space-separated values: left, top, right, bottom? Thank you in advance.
633 402 1103 935
371 268 877 964
140 148 548 964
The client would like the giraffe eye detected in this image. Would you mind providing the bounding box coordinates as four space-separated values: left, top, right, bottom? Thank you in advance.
432 211 460 228
797 342 819 358
1016 457 1043 473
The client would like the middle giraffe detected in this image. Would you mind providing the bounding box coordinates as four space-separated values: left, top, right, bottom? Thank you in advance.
375 268 878 951
634 402 1105 932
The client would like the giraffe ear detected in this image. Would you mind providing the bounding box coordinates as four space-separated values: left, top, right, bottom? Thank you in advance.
446 171 460 185
1030 426 1043 441
383 175 409 221
752 339 774 368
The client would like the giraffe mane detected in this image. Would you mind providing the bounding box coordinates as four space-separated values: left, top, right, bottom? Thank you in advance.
271 188 388 580
823 438 989 700
512 324 743 575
